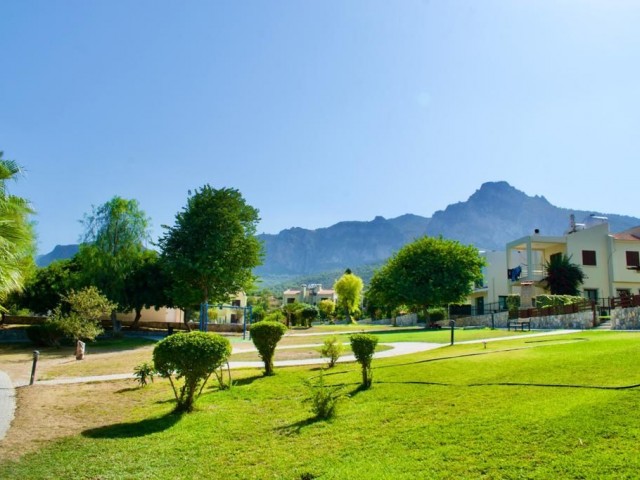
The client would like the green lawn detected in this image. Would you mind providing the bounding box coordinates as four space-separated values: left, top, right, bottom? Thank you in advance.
2 331 640 479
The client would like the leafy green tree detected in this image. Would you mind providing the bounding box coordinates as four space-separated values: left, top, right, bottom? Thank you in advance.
318 299 336 321
123 250 171 329
153 332 232 412
0 153 36 309
282 301 305 327
158 186 262 329
333 270 364 323
47 286 116 344
250 320 287 376
367 236 485 315
14 258 81 315
77 196 151 331
542 254 585 296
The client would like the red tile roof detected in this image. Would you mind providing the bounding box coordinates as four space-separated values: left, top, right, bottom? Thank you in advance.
612 226 640 241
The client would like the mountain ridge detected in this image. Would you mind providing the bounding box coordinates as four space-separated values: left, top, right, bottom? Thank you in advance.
37 182 640 285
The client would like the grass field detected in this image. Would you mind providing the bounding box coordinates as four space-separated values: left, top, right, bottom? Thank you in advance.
1 330 640 478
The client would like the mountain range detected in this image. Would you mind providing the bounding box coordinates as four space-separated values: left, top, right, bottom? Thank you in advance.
37 181 640 287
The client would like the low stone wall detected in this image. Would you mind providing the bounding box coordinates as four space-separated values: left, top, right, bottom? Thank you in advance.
452 312 509 328
451 309 593 329
358 313 418 327
611 307 640 330
525 310 594 329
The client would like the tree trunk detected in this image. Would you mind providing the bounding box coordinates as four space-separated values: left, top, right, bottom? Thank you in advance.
131 308 142 330
110 310 121 334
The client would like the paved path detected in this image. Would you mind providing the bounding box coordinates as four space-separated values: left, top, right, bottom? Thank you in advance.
0 371 15 442
0 329 580 440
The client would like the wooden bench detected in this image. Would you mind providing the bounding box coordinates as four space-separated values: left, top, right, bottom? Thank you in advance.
507 320 531 331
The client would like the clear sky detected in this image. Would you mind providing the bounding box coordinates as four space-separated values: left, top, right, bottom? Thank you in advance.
2 1 639 254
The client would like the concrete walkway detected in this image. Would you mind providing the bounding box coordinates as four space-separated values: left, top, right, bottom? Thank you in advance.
0 371 15 442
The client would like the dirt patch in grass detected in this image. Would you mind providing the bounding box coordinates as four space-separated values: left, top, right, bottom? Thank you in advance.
0 379 136 462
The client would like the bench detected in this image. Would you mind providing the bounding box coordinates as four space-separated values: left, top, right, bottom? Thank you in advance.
507 320 531 332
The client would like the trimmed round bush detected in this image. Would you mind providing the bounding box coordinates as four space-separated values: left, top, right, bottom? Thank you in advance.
250 320 287 376
350 333 379 389
153 331 231 412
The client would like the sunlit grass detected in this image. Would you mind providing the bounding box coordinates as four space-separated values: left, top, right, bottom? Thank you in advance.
1 331 640 478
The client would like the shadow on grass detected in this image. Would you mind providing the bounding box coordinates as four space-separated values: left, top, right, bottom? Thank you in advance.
115 386 140 394
275 416 323 436
83 412 183 439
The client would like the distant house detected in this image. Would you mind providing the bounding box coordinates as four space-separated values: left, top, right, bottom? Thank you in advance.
117 292 248 325
506 218 640 306
283 284 337 305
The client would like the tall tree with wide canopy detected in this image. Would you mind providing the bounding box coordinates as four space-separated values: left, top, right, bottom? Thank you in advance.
542 253 585 296
367 236 485 314
77 196 151 331
0 152 36 309
333 269 364 323
158 186 262 329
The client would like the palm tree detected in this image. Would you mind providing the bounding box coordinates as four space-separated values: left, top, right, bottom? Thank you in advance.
543 253 585 296
0 152 36 308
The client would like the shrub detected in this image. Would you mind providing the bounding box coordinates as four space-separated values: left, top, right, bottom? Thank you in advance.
250 320 287 376
427 307 446 322
506 294 521 312
263 310 286 323
350 333 379 389
26 323 64 347
133 362 155 387
535 295 583 308
320 336 344 368
305 370 343 420
153 332 232 412
47 310 104 343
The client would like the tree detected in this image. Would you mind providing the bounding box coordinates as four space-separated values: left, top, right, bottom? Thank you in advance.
48 286 116 345
0 152 36 309
318 299 336 321
333 270 364 323
250 320 287 376
123 250 171 329
158 186 262 329
77 196 151 332
153 332 232 412
543 254 585 296
367 236 485 314
14 258 81 315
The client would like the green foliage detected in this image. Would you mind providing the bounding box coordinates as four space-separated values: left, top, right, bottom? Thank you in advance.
77 196 151 329
14 258 81 315
33 286 116 345
367 236 485 313
282 302 305 327
263 310 286 323
427 307 446 322
305 371 343 420
250 320 287 376
320 336 344 368
26 322 65 347
158 186 262 313
318 299 335 321
350 333 379 389
506 294 521 312
153 332 232 412
535 295 584 308
333 271 364 323
133 362 156 387
300 304 319 327
0 152 36 309
543 254 586 296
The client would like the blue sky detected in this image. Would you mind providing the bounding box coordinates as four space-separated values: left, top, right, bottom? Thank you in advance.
2 1 639 254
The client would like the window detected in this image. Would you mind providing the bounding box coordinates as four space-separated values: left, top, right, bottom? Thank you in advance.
584 289 598 302
232 299 241 307
582 250 597 266
617 289 631 297
626 251 640 267
287 298 295 304
550 252 562 263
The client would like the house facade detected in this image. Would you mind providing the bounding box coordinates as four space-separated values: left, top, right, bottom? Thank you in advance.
506 220 640 305
283 284 337 305
466 250 509 314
